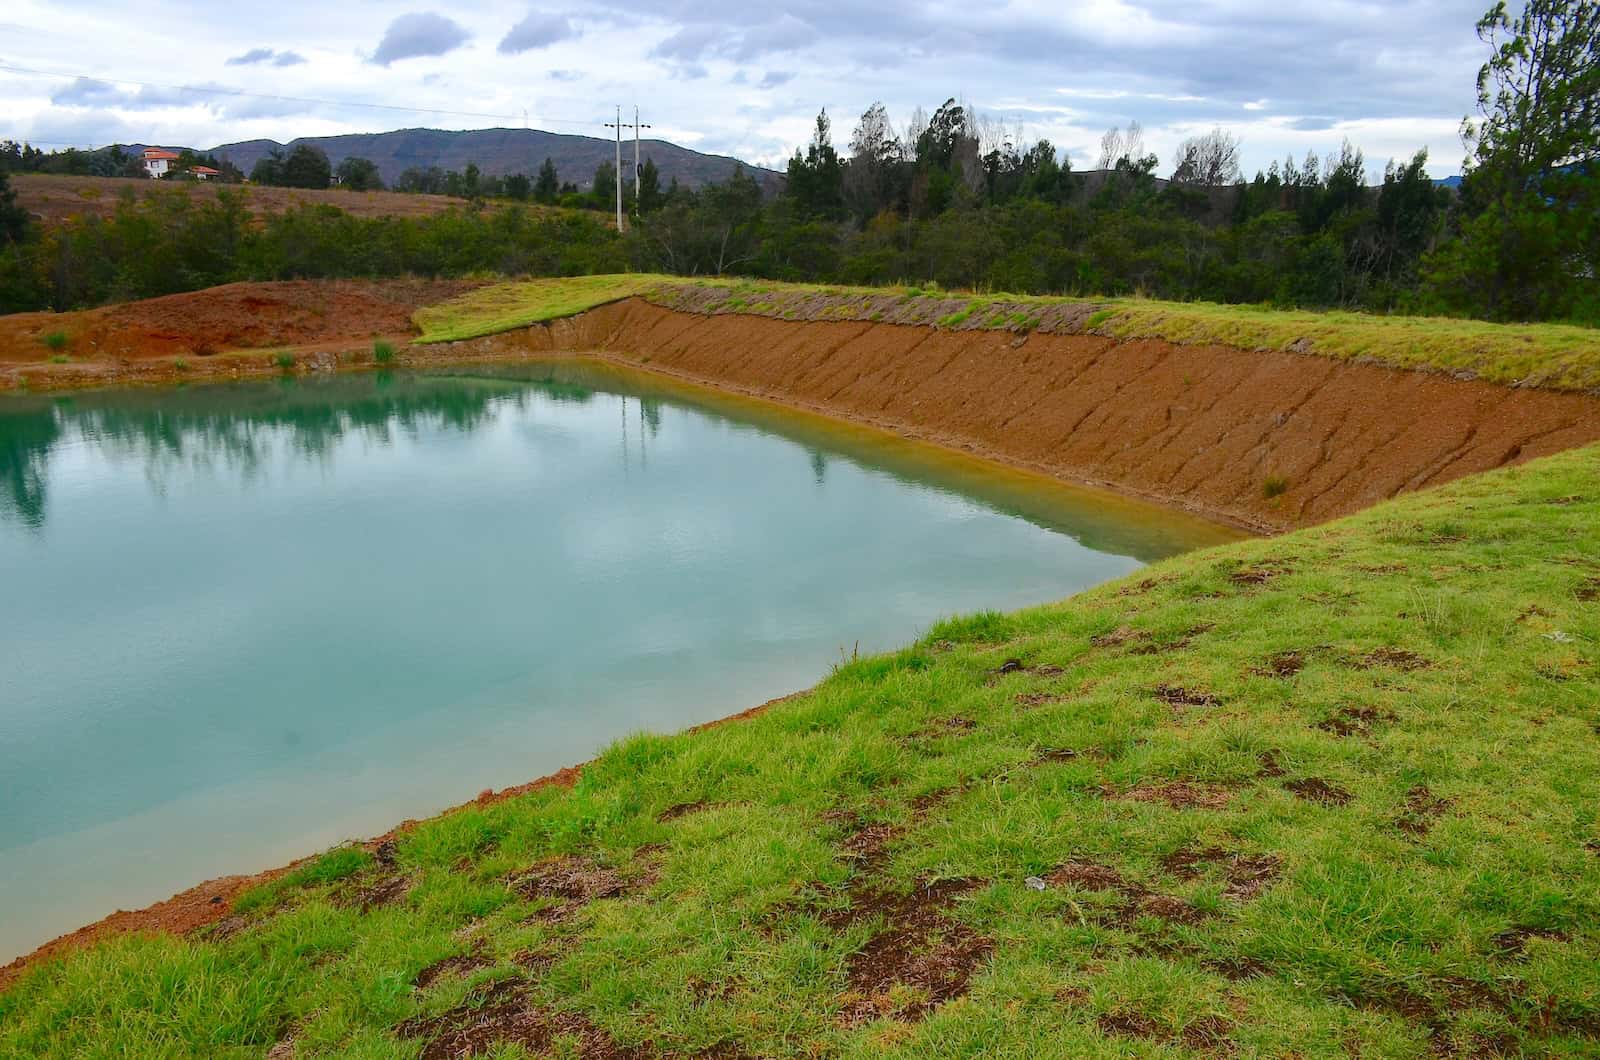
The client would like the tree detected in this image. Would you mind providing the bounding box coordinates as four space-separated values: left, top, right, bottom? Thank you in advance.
1374 149 1448 291
636 157 662 214
591 161 617 211
844 102 902 221
1171 128 1242 186
503 173 531 201
462 162 482 200
785 109 844 217
279 145 331 189
336 156 384 191
249 150 285 186
1097 122 1149 170
534 158 559 203
1423 0 1598 319
0 170 27 245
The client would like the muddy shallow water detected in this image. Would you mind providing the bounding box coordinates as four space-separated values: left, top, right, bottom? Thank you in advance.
0 362 1241 961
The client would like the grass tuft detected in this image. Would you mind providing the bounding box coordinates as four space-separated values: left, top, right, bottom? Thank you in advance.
40 331 69 352
372 339 396 364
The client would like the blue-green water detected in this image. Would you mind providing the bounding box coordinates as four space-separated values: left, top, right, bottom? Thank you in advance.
0 363 1241 960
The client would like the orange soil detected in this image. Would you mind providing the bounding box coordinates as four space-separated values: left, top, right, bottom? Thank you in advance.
10 174 474 226
0 278 486 391
477 299 1600 531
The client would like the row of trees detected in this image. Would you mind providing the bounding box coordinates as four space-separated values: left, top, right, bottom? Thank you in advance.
1 0 1592 323
650 0 1590 322
0 185 626 311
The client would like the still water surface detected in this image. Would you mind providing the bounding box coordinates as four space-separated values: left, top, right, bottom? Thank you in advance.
0 362 1241 960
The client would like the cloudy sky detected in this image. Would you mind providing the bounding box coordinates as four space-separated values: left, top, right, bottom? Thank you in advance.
2 0 1492 178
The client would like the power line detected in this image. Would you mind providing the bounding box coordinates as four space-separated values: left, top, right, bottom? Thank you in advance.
0 62 600 127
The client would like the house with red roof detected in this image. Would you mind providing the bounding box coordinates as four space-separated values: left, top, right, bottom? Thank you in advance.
141 148 179 178
191 165 220 181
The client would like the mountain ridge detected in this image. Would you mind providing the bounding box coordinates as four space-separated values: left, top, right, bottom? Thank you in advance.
205 127 784 192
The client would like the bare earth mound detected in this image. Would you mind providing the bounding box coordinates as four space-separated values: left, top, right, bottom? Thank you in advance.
0 278 480 365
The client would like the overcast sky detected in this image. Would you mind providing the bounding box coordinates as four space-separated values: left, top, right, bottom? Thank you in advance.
2 1 1492 178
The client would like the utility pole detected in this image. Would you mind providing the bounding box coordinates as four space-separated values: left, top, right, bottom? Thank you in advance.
632 106 652 209
603 105 623 231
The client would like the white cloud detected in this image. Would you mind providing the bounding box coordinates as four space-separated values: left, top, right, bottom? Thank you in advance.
370 12 470 66
499 12 578 55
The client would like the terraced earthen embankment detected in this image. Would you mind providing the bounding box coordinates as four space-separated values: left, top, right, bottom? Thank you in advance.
472 297 1600 531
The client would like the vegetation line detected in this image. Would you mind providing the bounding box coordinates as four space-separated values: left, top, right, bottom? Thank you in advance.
414 275 1600 392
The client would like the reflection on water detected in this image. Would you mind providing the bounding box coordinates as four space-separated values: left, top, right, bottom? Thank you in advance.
0 362 1242 962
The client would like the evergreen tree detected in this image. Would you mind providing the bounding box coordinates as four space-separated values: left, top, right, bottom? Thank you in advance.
785 109 844 218
279 145 331 189
335 157 384 191
636 157 662 214
591 161 617 211
1423 0 1598 319
534 158 559 203
0 170 27 245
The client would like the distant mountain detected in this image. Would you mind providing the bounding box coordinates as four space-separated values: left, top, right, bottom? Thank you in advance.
1434 175 1465 189
206 127 783 193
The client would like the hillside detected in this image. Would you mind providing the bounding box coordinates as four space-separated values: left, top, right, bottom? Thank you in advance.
8 173 476 226
207 127 785 193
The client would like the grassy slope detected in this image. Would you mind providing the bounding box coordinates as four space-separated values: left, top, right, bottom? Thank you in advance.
3 444 1597 1057
413 275 1600 392
411 275 671 342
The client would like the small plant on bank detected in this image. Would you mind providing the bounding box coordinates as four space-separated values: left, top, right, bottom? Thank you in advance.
173 357 189 371
372 340 396 365
41 331 69 352
274 352 295 372
50 355 69 365
1263 475 1289 499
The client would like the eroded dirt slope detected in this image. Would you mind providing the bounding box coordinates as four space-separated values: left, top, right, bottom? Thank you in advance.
0 279 480 364
502 299 1600 530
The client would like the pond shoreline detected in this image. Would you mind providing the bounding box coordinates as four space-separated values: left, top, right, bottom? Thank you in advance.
0 693 793 990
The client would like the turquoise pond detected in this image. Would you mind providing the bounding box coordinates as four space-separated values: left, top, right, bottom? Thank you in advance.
0 362 1241 960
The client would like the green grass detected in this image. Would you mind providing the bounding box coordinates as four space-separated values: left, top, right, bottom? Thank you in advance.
274 352 295 372
4 444 1597 1056
1096 299 1600 391
40 331 69 353
48 354 68 365
372 340 397 365
409 276 1600 392
412 275 670 343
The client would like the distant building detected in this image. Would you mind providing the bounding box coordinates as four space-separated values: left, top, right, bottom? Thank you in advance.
141 148 179 179
191 165 220 181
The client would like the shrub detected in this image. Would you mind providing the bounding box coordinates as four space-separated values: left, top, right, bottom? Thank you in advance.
372 339 396 364
41 331 68 352
1263 475 1289 499
274 352 295 371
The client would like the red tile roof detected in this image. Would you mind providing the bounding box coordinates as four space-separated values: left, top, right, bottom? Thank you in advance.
192 166 220 174
142 149 180 161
